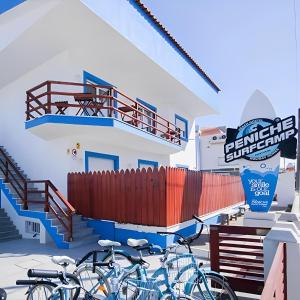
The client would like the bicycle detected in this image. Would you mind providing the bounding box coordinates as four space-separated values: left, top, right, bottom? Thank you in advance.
156 215 238 300
56 239 193 300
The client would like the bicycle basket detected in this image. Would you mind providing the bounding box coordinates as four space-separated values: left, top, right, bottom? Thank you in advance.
166 253 199 293
122 278 159 300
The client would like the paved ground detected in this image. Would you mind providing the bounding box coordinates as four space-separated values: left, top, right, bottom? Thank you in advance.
0 214 259 299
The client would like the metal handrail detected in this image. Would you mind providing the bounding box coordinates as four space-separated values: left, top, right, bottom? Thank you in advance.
0 148 75 241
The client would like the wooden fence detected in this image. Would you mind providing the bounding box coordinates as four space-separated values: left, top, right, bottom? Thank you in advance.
68 167 245 227
210 225 270 295
261 242 287 300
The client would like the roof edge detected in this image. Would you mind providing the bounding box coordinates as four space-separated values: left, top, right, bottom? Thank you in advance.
129 0 221 93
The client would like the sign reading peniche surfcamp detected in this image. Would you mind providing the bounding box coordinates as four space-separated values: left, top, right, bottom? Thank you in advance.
224 116 297 163
224 90 298 212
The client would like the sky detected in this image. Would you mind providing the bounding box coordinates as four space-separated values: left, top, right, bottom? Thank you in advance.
142 0 300 129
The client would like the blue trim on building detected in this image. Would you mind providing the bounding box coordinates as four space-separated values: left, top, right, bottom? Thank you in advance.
85 151 119 172
136 98 157 112
128 0 219 93
0 0 26 14
83 70 114 87
138 159 158 168
0 179 69 248
25 115 114 129
175 114 188 142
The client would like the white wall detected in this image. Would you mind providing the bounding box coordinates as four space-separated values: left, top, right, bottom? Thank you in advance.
170 122 197 169
199 134 238 171
276 171 295 208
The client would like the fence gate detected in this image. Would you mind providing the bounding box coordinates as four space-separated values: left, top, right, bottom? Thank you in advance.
210 225 270 295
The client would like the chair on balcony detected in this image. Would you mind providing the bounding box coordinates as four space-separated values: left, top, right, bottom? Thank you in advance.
54 101 68 115
74 93 101 117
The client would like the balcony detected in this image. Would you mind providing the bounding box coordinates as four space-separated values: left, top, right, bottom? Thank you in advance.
25 81 183 154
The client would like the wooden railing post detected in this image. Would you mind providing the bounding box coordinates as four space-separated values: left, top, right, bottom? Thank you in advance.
4 160 8 183
23 181 28 210
69 214 73 242
26 93 30 121
46 81 51 114
209 225 220 273
44 181 49 212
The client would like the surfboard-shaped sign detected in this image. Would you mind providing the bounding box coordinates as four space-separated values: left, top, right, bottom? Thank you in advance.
224 90 297 212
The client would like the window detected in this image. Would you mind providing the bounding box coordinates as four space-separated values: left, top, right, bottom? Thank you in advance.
25 221 40 234
137 98 157 133
138 159 158 169
175 164 189 170
85 151 119 172
175 114 188 141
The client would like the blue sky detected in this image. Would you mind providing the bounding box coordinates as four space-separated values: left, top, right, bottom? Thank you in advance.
143 0 300 129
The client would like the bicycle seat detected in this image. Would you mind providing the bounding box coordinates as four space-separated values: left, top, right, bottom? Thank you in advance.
51 256 76 266
98 239 121 247
127 238 148 248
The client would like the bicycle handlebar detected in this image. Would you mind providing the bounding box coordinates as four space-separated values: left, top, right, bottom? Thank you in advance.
157 215 206 253
28 269 59 279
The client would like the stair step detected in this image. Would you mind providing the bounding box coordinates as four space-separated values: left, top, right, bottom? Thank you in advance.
0 233 22 242
0 228 19 236
0 225 16 233
69 234 100 248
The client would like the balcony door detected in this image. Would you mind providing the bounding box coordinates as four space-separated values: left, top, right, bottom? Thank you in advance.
83 71 115 118
137 98 157 133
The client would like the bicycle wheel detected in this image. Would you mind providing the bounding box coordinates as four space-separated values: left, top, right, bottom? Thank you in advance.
188 273 238 300
74 264 111 298
26 282 59 300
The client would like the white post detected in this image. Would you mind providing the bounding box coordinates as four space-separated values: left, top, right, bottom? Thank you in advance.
264 224 300 300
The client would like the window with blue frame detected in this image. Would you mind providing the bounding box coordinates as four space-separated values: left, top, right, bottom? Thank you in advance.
137 98 157 134
85 151 119 172
175 114 188 141
138 159 158 169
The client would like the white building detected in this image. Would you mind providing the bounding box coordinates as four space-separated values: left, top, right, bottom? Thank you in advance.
197 126 239 174
0 0 219 247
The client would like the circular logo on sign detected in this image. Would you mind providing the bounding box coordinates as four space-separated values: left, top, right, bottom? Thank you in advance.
236 118 280 161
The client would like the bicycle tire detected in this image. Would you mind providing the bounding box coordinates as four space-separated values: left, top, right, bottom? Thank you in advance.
188 273 238 300
74 264 111 298
26 281 61 300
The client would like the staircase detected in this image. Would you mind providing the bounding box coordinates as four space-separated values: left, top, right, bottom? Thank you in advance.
0 208 21 242
0 146 99 248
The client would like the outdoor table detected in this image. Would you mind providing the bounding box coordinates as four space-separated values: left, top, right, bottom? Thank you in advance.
74 93 105 117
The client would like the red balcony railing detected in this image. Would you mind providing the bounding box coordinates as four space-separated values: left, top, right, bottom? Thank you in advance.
26 81 182 145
